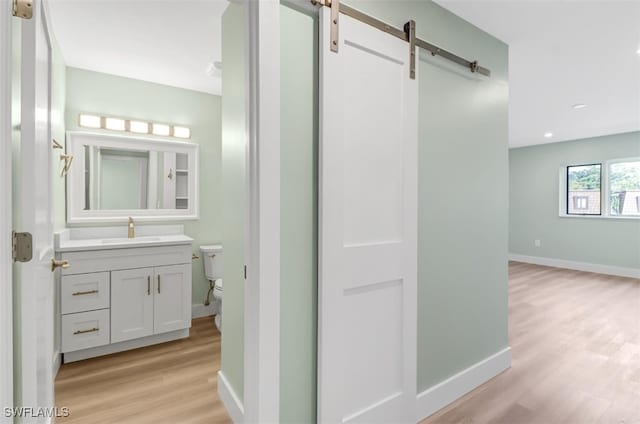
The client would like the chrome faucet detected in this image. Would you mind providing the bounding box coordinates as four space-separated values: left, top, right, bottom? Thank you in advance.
128 217 135 239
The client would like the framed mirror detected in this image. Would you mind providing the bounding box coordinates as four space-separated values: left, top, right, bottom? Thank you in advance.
66 131 199 223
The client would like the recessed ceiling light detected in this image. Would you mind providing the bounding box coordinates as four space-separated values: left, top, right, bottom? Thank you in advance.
572 104 587 109
637 48 640 55
544 132 553 138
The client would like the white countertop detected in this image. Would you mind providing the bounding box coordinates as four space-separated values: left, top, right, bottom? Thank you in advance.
55 225 193 252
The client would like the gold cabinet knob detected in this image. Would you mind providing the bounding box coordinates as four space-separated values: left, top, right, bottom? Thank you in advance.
51 258 70 272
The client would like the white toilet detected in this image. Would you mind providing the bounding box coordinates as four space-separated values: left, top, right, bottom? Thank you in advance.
200 244 223 331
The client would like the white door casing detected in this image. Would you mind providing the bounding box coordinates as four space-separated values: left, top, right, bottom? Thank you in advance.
17 0 56 416
0 1 14 421
318 7 418 424
111 268 154 343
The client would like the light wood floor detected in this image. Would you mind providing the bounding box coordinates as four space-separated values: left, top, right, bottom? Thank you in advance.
55 316 231 424
55 264 640 424
423 262 640 424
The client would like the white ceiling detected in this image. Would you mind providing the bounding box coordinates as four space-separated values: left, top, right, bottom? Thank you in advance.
47 0 229 95
434 0 640 148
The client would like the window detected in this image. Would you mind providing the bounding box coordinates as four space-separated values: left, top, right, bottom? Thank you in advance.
609 160 640 216
561 158 640 219
567 164 601 215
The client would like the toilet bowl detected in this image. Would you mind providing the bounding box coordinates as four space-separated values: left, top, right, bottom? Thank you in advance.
212 279 223 330
200 244 223 331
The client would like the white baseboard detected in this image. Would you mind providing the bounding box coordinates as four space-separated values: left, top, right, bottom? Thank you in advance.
192 302 218 319
509 253 640 279
218 370 244 423
416 347 511 421
63 329 189 363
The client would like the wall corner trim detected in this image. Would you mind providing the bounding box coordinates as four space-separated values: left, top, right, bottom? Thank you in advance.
53 350 62 379
218 370 245 423
416 347 512 422
509 254 640 279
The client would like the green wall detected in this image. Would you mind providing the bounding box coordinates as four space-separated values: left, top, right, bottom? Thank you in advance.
510 131 640 269
280 5 318 423
280 0 509 421
220 1 246 402
64 67 222 305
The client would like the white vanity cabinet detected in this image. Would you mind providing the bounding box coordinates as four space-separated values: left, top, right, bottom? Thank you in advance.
111 264 191 343
56 232 193 363
110 267 155 343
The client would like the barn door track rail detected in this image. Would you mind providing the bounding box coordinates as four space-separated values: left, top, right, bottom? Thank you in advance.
311 0 491 78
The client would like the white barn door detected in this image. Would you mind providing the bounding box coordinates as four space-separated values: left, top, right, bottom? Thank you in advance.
318 7 418 424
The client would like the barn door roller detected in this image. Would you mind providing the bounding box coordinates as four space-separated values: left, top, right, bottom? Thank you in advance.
311 0 491 77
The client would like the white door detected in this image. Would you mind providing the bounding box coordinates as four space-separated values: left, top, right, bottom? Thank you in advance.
154 264 191 334
111 268 154 343
0 1 14 420
318 7 418 424
16 0 57 418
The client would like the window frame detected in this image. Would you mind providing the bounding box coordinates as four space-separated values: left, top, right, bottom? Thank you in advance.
559 157 640 220
565 163 602 216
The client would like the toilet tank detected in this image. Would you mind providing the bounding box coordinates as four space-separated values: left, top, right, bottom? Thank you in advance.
200 244 223 280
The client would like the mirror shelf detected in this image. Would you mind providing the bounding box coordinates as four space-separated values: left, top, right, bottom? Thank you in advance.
66 131 199 224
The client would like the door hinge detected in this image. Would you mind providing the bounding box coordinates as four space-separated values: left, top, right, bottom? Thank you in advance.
244 265 247 280
12 0 33 19
12 231 33 263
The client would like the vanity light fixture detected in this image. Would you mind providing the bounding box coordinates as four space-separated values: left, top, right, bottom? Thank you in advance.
173 126 191 139
152 123 171 137
105 117 125 131
129 121 149 134
79 114 101 128
77 113 191 139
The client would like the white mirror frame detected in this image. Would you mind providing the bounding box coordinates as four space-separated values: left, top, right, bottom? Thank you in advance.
66 131 199 223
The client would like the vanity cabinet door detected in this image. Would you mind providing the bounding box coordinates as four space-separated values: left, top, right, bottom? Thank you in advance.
154 264 192 334
111 267 154 343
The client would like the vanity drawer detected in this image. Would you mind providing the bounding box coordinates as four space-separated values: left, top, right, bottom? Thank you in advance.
61 309 110 353
61 272 110 314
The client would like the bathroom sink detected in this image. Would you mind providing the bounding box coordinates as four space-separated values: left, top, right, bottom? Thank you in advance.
54 226 194 252
101 236 162 244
